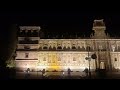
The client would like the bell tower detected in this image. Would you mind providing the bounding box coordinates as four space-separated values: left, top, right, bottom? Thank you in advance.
91 19 112 70
15 26 41 71
92 19 107 39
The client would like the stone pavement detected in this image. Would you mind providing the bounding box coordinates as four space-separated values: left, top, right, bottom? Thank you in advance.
16 71 96 79
16 71 120 79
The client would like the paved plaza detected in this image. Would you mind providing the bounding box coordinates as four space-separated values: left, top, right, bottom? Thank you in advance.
16 71 96 79
15 70 120 79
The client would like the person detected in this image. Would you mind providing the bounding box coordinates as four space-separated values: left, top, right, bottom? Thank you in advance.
26 68 30 73
63 71 65 76
25 68 30 79
42 69 46 77
83 68 89 77
67 68 71 76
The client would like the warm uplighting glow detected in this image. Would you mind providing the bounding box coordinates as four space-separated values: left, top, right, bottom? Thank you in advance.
16 19 118 73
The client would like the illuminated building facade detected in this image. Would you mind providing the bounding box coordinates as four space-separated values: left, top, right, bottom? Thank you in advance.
15 19 120 71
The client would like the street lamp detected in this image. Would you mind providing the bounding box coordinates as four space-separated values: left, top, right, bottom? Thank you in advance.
85 46 91 78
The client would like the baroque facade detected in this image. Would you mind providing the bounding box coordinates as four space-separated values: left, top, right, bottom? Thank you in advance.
15 19 120 71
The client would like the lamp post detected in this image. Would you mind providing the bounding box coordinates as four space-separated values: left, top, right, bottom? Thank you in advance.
85 46 91 78
37 66 38 78
88 46 91 78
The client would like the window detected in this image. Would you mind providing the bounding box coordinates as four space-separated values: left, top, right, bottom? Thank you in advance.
67 46 70 49
43 46 48 49
43 44 48 49
73 57 76 61
112 46 115 52
24 37 30 41
53 46 56 50
63 47 66 49
48 59 51 63
100 62 105 69
24 45 30 49
49 46 52 49
58 57 61 61
57 46 62 49
25 53 29 58
99 45 102 50
72 46 76 49
115 58 117 61
43 57 46 61
53 59 55 63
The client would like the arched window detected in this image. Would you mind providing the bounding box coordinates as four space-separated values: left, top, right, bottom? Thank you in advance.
43 44 48 49
78 46 80 49
115 58 117 61
43 46 48 49
72 46 76 49
49 46 52 49
63 46 66 50
112 46 115 52
57 46 62 49
53 46 56 50
67 44 70 49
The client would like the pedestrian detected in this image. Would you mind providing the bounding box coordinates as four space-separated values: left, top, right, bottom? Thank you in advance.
63 71 65 76
42 69 46 77
83 68 89 77
27 68 30 73
68 68 71 76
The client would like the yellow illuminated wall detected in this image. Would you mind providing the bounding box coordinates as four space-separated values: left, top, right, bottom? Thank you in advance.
36 52 96 71
16 52 96 71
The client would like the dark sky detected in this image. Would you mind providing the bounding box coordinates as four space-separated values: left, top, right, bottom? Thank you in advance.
0 6 120 39
0 10 120 33
0 6 120 64
0 9 120 40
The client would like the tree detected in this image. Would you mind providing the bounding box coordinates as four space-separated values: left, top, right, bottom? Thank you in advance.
6 57 15 68
5 24 17 68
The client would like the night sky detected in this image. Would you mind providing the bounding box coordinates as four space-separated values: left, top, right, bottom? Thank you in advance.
0 7 120 64
1 10 120 38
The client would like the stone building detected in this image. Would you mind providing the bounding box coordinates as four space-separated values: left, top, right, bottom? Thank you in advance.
15 19 120 71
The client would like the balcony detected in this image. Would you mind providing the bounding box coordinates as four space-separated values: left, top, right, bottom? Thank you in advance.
38 47 93 51
16 49 38 51
18 33 39 37
19 40 38 44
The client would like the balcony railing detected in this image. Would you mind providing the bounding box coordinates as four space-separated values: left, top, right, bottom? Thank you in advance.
19 40 38 44
38 47 94 51
18 33 39 37
16 49 38 51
